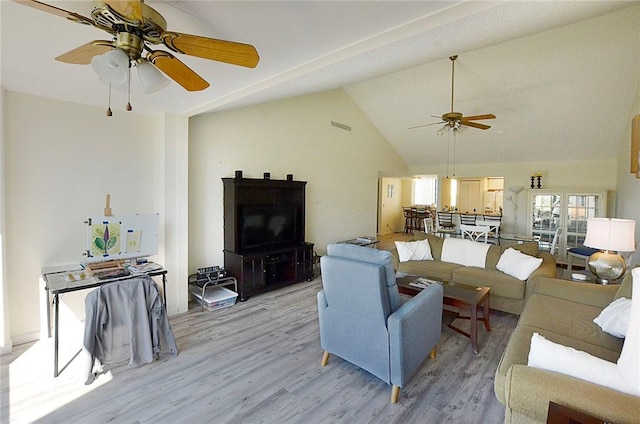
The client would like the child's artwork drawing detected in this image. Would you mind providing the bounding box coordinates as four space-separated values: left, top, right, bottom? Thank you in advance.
126 230 142 253
91 222 121 257
85 213 158 262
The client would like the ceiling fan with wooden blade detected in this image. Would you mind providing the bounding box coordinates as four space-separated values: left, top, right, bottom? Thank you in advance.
14 0 260 92
409 55 495 132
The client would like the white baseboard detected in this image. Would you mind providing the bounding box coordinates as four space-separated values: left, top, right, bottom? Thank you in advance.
10 330 41 347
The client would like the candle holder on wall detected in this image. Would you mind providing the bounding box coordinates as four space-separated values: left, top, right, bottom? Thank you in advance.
530 175 535 189
536 175 542 189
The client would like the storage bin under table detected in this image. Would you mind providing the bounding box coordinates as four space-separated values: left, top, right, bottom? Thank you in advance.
188 274 238 312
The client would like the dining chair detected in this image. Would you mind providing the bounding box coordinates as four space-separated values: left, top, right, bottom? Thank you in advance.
476 220 501 244
436 212 456 237
548 226 563 256
403 207 415 234
459 213 477 226
460 224 490 243
423 217 435 234
481 215 502 238
415 207 428 231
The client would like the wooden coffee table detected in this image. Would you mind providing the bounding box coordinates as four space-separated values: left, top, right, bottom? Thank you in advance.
397 276 491 354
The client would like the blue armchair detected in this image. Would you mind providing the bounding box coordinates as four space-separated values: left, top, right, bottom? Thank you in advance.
317 243 443 403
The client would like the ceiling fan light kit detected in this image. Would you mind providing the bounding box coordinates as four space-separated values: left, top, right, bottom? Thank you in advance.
91 48 130 85
137 60 170 94
14 0 260 116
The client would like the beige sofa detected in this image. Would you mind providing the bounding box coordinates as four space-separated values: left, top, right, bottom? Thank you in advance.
388 232 557 315
495 274 640 423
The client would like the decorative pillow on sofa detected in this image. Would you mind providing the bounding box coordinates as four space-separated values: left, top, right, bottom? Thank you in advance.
593 297 631 338
496 247 542 281
394 240 433 262
527 332 639 396
485 241 539 269
441 238 490 268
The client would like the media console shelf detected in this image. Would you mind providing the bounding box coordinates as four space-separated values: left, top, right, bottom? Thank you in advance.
223 173 314 301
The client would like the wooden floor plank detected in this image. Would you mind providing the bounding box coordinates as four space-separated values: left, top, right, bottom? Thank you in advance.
1 276 516 424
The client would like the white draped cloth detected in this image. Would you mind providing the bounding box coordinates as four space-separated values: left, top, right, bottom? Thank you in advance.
618 267 640 394
441 237 490 268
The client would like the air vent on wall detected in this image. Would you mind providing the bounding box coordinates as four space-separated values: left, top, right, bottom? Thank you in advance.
331 121 351 131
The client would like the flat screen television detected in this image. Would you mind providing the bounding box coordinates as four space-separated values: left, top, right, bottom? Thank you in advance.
239 205 298 251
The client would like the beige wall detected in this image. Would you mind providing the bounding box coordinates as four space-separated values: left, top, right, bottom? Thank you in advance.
3 92 167 343
188 89 408 268
2 79 638 346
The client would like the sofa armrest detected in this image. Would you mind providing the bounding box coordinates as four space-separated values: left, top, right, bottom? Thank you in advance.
388 283 443 386
504 364 640 424
533 277 618 308
523 252 557 299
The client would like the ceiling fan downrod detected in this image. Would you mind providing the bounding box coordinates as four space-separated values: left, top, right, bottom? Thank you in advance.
450 55 457 114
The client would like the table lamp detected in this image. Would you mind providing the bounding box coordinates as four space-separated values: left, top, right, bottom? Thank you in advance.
583 218 636 284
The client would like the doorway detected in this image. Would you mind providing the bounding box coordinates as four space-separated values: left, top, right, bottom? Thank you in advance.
378 177 403 234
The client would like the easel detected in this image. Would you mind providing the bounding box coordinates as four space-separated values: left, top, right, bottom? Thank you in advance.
86 194 124 274
104 193 112 216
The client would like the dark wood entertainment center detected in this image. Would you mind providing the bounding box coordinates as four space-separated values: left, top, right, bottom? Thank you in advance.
223 173 314 301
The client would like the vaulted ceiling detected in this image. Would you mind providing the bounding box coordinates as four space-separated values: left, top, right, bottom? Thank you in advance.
2 1 639 166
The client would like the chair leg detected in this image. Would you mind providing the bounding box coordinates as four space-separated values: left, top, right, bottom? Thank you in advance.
567 253 574 272
391 385 400 403
430 346 437 359
321 351 330 366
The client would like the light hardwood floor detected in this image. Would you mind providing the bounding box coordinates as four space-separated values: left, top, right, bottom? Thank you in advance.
1 269 517 423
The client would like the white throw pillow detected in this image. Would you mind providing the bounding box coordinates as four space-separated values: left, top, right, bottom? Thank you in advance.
618 267 640 394
528 332 639 396
594 297 631 338
496 247 542 281
395 240 433 262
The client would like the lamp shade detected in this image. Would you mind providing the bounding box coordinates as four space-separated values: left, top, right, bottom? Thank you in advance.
91 49 130 86
584 218 636 252
137 60 170 94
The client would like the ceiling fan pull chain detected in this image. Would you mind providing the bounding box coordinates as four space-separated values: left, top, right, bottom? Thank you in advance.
126 63 132 111
453 130 457 177
446 130 451 178
106 84 113 117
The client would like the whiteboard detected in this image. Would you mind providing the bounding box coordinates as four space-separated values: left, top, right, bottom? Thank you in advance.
84 213 159 263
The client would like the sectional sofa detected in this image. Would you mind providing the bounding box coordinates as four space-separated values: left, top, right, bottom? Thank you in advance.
387 232 557 315
495 273 640 423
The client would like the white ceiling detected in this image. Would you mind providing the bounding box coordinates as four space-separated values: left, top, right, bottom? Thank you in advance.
2 1 639 166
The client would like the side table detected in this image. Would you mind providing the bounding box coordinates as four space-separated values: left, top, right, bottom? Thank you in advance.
338 237 379 248
547 402 605 424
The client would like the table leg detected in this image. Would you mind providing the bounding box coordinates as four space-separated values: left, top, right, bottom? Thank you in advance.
470 303 478 354
162 274 167 307
46 287 51 339
483 295 491 332
53 293 59 377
